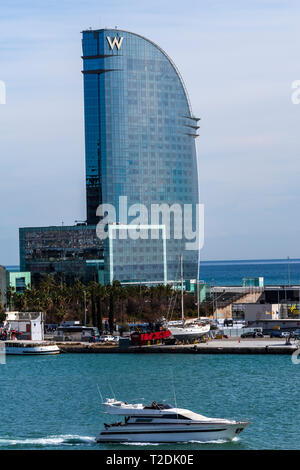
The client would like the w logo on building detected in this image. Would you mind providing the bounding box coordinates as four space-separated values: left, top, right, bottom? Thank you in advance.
106 36 124 50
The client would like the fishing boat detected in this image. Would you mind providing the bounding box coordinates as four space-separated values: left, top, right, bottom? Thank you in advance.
4 340 60 355
130 321 172 346
130 328 172 346
96 398 250 443
166 255 210 342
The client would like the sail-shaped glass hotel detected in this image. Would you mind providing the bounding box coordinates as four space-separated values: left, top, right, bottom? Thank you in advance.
82 29 200 284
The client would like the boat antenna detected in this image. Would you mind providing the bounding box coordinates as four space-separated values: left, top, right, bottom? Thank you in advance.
108 381 116 399
171 369 178 420
197 237 200 321
166 260 180 321
180 254 184 324
131 397 145 403
96 383 104 403
197 278 200 321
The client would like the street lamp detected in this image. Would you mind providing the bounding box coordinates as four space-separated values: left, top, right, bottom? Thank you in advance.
84 290 87 326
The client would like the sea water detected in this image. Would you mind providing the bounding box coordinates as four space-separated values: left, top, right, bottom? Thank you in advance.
200 258 300 286
0 352 299 450
7 258 300 287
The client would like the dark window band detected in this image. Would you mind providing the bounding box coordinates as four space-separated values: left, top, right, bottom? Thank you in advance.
101 428 227 435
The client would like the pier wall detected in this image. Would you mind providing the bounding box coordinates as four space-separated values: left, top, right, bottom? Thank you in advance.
57 340 299 355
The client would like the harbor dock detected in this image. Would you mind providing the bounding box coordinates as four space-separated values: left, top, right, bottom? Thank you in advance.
57 338 300 355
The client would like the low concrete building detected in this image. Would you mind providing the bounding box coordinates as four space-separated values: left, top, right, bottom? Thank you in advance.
246 319 300 333
212 286 263 318
0 268 32 309
3 311 44 340
232 302 300 333
211 284 300 320
7 271 31 293
54 325 99 342
232 303 280 321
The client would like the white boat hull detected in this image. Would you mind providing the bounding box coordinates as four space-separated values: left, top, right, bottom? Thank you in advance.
168 324 210 341
96 422 249 443
5 347 60 355
4 341 60 355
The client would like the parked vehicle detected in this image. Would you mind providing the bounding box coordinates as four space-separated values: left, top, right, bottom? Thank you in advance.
270 331 289 338
89 335 100 343
241 331 263 338
99 335 115 343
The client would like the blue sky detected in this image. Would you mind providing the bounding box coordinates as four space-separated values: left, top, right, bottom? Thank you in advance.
0 0 299 264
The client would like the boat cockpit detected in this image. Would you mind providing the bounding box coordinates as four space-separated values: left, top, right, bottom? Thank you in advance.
143 401 172 410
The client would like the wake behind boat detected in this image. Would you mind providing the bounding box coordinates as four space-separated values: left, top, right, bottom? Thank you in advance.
96 398 250 443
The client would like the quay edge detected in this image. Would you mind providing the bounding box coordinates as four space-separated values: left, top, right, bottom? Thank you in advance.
56 341 299 355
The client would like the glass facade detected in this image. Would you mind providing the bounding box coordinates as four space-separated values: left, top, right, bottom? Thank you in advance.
19 225 103 285
107 225 167 284
82 29 200 283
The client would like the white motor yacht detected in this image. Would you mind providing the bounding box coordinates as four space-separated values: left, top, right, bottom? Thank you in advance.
96 398 250 443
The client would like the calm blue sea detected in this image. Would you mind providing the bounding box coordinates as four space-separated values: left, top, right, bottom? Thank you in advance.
7 258 300 286
0 353 299 450
199 258 300 286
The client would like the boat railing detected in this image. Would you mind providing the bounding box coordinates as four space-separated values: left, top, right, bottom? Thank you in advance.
5 341 55 348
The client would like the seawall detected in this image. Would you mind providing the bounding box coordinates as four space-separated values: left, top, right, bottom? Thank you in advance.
58 338 300 355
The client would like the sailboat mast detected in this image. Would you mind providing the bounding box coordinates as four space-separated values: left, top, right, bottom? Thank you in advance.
180 254 184 323
197 279 200 320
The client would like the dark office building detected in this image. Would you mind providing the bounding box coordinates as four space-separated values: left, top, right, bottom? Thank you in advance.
19 225 103 286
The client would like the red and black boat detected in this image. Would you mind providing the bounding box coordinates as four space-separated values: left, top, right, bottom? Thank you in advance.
130 323 172 346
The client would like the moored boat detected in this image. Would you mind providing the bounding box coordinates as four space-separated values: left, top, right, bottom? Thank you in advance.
130 321 172 346
166 255 211 342
130 328 172 346
167 322 210 342
4 340 60 355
